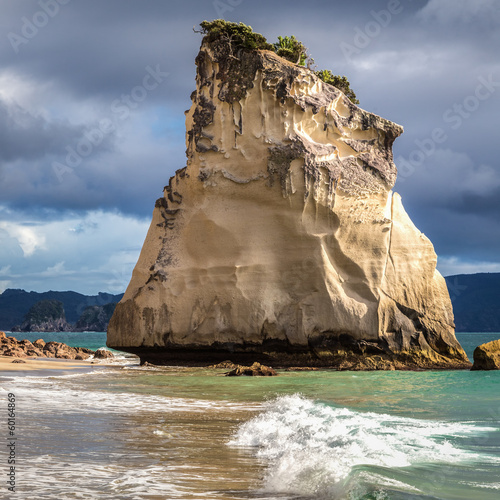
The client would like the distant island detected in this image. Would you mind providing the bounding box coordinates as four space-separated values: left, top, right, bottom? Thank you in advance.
0 289 123 332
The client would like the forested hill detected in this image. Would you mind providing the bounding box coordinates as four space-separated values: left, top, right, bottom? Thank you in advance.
0 289 123 330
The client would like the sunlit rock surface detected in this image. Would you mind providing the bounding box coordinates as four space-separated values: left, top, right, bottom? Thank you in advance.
107 38 470 369
472 340 500 370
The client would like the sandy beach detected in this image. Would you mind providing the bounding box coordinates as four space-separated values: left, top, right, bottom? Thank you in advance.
0 355 94 372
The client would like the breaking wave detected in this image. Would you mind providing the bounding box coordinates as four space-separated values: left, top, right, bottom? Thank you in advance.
229 394 497 498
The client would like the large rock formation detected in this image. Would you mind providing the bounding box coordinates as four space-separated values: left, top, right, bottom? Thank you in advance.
107 33 470 369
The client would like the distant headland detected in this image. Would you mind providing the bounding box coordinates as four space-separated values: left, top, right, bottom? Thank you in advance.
0 289 123 332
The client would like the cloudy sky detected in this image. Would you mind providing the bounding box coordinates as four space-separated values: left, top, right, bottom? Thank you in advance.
0 0 499 295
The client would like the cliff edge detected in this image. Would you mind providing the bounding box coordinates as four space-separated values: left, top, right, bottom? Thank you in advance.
107 27 470 369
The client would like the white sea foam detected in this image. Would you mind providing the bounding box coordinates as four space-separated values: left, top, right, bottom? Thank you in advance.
2 368 118 383
228 394 496 498
460 481 500 490
8 375 257 415
18 460 199 499
87 350 139 365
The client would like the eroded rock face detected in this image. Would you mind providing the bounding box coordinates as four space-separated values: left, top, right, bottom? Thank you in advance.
107 38 470 369
472 340 500 370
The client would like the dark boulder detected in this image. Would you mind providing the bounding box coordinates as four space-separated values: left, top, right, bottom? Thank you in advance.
225 362 277 376
94 348 115 359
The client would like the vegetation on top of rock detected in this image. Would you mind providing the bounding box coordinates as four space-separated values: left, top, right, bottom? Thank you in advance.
315 70 359 104
198 20 359 104
199 19 273 51
273 35 308 66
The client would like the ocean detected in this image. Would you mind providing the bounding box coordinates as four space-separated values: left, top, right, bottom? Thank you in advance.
1 331 499 499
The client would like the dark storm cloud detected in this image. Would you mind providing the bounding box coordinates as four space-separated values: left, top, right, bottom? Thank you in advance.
393 148 500 264
406 207 500 265
0 125 183 217
0 98 113 162
0 0 498 277
2 0 204 104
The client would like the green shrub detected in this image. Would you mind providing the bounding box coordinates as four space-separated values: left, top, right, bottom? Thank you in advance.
273 35 308 66
315 69 359 104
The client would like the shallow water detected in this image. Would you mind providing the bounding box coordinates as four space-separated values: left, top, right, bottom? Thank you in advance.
1 332 499 499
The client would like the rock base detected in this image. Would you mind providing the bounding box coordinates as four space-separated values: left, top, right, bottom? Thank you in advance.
114 334 471 371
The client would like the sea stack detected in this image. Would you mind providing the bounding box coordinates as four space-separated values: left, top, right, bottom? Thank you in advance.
107 25 470 369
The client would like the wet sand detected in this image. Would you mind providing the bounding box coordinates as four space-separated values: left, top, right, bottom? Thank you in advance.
0 355 93 373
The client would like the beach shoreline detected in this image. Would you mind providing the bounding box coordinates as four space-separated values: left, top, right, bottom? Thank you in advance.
0 355 107 375
2 331 499 499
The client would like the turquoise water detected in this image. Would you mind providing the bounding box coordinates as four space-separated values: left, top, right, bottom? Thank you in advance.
456 332 500 361
1 332 499 499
